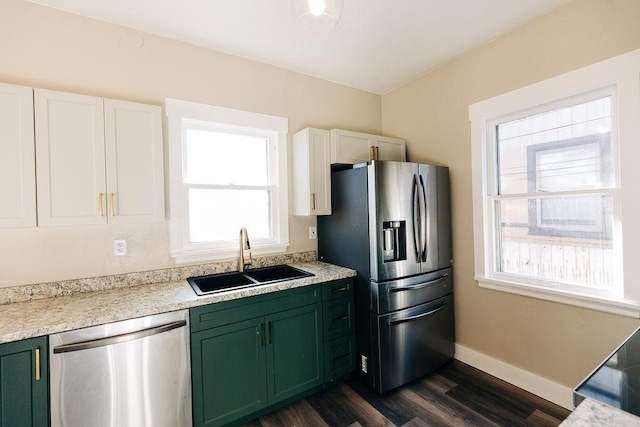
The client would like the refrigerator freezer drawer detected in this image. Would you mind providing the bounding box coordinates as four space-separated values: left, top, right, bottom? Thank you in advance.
374 293 454 393
372 267 452 314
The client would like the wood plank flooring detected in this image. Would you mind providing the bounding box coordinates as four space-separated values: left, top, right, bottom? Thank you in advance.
242 360 571 427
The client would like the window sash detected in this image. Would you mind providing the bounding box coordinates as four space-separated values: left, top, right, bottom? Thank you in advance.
490 190 616 292
166 98 289 263
485 89 620 298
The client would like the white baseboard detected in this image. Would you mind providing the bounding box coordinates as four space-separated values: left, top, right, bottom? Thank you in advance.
454 344 574 410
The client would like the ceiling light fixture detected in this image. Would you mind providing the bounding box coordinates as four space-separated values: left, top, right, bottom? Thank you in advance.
292 0 343 35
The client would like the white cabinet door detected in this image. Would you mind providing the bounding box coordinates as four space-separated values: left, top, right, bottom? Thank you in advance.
330 129 406 164
293 128 331 216
330 129 370 164
35 89 106 226
372 135 406 161
0 83 36 228
104 99 164 223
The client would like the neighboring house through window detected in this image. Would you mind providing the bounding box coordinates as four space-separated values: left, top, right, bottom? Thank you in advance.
166 98 289 263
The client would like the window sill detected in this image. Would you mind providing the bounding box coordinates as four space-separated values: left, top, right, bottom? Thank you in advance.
172 242 290 264
476 276 640 318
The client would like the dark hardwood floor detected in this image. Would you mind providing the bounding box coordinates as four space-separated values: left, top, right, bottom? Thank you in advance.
242 360 571 427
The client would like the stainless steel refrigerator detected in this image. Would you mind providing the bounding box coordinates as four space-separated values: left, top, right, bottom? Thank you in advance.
318 160 454 394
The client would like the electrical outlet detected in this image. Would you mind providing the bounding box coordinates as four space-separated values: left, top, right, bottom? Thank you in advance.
309 226 317 240
114 239 127 256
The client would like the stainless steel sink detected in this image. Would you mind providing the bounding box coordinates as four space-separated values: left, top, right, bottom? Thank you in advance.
187 265 313 296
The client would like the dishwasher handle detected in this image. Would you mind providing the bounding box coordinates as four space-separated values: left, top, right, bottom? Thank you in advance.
53 320 187 354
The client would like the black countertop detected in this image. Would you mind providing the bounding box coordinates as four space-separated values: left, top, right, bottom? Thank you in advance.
574 328 640 417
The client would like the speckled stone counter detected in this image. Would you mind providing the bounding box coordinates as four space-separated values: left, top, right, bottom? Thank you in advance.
0 259 355 344
560 398 640 426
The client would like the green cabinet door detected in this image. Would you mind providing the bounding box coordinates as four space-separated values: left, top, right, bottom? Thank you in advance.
191 317 267 427
266 303 324 402
0 336 48 427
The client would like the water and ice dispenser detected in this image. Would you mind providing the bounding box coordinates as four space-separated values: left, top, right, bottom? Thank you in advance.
382 221 406 262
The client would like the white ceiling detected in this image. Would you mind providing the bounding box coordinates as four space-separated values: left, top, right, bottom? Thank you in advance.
25 0 572 94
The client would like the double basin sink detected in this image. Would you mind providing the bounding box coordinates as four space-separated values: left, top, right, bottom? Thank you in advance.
187 265 314 296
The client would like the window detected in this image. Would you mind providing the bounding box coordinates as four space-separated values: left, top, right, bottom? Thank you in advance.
166 98 289 263
492 93 617 293
470 48 640 317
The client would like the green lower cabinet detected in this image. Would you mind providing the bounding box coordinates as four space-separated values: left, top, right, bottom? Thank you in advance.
0 336 48 427
266 303 323 402
190 280 354 426
191 290 324 427
191 318 267 426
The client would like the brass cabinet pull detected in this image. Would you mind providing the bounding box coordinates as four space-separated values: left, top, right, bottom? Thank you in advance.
109 193 115 217
332 314 349 322
330 286 349 293
268 321 273 345
311 193 316 211
35 348 41 381
369 146 375 161
98 193 104 217
260 323 265 347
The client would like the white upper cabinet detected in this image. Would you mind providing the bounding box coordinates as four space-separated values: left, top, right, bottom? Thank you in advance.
35 89 106 226
293 127 408 216
0 83 36 228
371 135 407 161
104 99 164 223
35 89 164 227
330 129 406 164
293 128 331 216
329 129 370 164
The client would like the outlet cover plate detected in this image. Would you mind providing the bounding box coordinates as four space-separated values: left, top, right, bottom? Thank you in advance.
114 239 127 256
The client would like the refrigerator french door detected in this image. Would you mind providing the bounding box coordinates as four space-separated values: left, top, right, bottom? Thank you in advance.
318 160 454 393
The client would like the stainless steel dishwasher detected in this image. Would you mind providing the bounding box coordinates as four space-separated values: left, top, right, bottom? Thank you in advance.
49 310 192 427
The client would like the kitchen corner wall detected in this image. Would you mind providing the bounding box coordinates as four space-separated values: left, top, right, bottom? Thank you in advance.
0 0 381 287
381 0 640 388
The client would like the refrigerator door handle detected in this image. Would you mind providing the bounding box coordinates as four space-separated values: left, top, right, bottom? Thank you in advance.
388 301 448 325
419 174 428 262
387 273 449 293
411 174 421 261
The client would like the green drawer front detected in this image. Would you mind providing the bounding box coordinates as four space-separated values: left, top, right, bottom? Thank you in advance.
324 335 356 381
190 285 321 332
321 278 353 301
323 297 353 340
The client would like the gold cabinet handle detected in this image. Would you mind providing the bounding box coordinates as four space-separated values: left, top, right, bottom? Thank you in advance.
109 193 115 217
374 146 379 160
98 193 104 217
370 146 375 161
311 192 316 211
35 348 41 381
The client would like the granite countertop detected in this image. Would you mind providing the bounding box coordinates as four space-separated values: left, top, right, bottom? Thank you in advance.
560 398 640 426
0 260 356 344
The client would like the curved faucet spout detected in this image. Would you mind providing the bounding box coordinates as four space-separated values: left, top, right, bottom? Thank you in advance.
239 227 252 272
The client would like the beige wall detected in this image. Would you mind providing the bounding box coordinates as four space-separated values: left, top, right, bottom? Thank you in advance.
0 0 381 287
382 0 640 387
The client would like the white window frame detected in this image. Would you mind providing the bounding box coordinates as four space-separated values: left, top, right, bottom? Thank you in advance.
166 98 289 263
470 49 640 318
